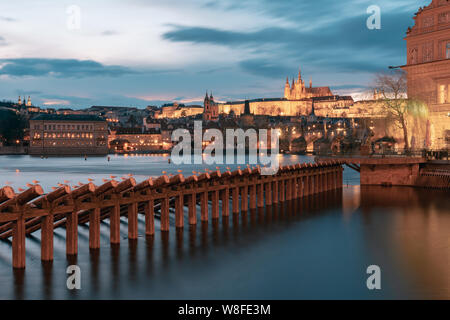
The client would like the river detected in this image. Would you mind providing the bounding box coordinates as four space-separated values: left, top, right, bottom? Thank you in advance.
0 155 448 299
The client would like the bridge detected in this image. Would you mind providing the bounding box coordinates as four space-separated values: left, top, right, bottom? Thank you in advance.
316 156 450 188
0 161 343 269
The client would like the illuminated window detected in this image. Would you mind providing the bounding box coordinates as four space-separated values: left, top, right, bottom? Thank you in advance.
439 84 447 104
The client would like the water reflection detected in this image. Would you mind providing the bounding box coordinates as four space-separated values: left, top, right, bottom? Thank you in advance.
359 186 450 300
4 187 449 299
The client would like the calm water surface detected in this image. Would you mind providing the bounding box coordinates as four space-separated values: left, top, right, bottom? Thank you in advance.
0 155 448 299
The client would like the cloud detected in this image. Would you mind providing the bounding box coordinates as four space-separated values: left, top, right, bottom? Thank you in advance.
239 59 291 78
0 58 136 78
42 99 71 106
0 36 7 46
101 30 119 36
162 9 413 77
39 94 94 106
15 90 43 96
0 16 16 22
163 25 291 46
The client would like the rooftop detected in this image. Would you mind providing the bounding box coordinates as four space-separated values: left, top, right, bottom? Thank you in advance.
30 114 106 122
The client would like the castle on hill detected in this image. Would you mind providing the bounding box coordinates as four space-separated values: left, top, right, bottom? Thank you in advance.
203 67 354 120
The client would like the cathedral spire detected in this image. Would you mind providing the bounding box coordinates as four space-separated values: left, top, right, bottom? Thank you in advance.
309 78 312 88
298 67 302 81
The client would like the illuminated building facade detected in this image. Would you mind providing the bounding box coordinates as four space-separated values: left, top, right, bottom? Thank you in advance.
108 128 167 152
218 68 354 117
402 0 450 149
29 114 108 155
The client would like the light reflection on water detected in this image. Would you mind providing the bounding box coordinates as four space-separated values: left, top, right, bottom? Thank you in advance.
0 155 448 299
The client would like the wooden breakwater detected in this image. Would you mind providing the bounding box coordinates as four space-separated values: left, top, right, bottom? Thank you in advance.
0 161 343 269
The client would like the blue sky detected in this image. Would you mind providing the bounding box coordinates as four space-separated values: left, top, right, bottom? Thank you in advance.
0 0 429 108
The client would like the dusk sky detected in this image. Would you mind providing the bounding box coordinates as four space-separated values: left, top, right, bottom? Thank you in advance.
0 0 429 108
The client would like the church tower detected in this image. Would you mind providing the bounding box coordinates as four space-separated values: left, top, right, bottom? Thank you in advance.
203 90 218 121
284 77 291 99
18 96 22 105
26 96 31 106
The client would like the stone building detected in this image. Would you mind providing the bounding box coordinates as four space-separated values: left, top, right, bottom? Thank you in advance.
29 114 108 155
401 0 450 149
284 69 333 100
108 127 164 152
203 91 219 121
155 103 204 119
217 68 354 117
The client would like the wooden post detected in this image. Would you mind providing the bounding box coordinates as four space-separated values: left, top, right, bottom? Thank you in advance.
249 184 257 210
317 170 322 193
306 173 312 196
272 180 279 204
241 185 248 212
320 170 324 193
175 193 184 228
291 177 297 199
257 183 264 208
41 207 54 261
232 187 239 214
188 193 197 225
211 190 219 219
303 174 308 197
128 201 138 240
68 182 94 255
12 216 26 269
161 196 170 231
221 188 230 217
291 176 296 199
331 167 336 190
110 201 121 244
145 199 155 235
89 207 101 249
265 181 272 206
328 168 334 190
298 176 304 198
201 191 208 221
333 167 338 190
285 177 291 201
280 179 285 202
314 172 319 194
66 208 78 256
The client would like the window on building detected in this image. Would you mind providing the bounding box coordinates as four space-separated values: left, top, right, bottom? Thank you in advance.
439 84 447 104
446 43 450 59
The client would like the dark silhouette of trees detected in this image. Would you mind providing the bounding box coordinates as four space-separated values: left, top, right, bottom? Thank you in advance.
0 109 27 144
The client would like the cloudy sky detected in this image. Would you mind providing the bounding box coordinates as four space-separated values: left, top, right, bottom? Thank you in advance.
0 0 429 108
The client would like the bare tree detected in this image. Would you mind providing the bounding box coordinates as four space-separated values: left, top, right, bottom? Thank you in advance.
374 70 411 151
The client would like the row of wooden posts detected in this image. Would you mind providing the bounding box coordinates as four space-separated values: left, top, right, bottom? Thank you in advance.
0 161 343 269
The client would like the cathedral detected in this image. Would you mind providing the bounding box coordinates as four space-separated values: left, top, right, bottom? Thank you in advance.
216 68 354 117
284 69 332 100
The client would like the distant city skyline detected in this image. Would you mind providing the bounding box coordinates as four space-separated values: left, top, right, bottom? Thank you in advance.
0 0 429 108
